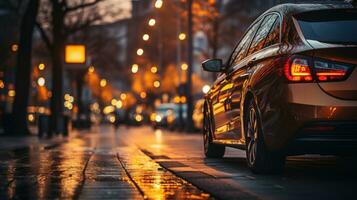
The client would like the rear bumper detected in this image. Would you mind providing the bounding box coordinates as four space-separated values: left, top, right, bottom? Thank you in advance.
287 121 357 155
262 83 357 154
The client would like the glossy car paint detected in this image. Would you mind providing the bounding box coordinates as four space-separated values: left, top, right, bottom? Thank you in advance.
204 3 357 155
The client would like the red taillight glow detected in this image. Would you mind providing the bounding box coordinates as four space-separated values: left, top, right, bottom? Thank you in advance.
285 57 313 82
284 56 352 83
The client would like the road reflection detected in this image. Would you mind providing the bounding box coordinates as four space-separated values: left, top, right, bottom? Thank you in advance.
0 138 93 200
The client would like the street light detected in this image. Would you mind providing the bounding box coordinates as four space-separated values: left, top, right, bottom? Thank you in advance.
100 79 107 87
120 93 127 100
65 45 86 64
181 63 188 71
140 92 147 99
202 85 211 94
151 66 158 73
153 80 161 88
11 44 18 52
38 63 45 70
143 34 150 41
137 48 144 56
88 66 95 73
37 77 45 86
155 0 163 8
131 64 139 73
178 33 186 41
148 18 156 26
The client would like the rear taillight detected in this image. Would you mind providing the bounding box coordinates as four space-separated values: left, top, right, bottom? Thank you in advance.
285 57 313 82
284 56 353 83
314 60 350 82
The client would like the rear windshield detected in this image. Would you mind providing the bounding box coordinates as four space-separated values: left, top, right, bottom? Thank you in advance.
296 9 357 44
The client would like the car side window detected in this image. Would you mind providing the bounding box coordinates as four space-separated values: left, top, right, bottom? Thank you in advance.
248 14 278 55
263 15 280 48
229 20 262 67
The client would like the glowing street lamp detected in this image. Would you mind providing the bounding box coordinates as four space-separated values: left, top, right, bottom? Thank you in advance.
120 93 127 100
100 79 107 87
202 85 211 94
37 77 46 86
137 48 144 56
88 66 95 73
153 80 161 88
65 45 86 64
131 64 139 73
151 66 158 73
148 18 156 26
143 34 150 41
181 63 188 71
155 0 163 8
11 44 18 52
178 33 186 41
140 92 147 99
38 63 45 70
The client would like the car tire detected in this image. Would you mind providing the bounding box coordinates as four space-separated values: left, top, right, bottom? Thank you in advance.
203 106 225 158
245 99 285 174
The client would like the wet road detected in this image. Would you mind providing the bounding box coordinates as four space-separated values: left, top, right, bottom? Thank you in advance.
0 125 356 200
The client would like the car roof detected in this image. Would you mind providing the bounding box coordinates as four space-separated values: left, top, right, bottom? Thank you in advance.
264 2 354 17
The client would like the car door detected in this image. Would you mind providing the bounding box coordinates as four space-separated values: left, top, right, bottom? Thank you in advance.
213 18 263 140
220 13 280 141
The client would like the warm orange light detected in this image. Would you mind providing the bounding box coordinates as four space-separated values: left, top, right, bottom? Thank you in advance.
143 34 150 41
65 45 86 64
38 63 45 70
148 18 156 26
11 44 18 52
155 0 163 8
154 80 161 88
151 66 158 73
0 80 4 89
131 64 139 73
181 63 188 71
316 72 346 76
120 93 127 100
100 79 107 87
88 66 95 73
140 92 147 99
137 48 144 56
37 77 45 86
8 90 15 97
178 33 186 41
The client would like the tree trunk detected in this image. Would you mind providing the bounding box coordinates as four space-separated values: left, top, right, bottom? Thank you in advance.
9 0 39 136
49 2 65 135
185 0 194 132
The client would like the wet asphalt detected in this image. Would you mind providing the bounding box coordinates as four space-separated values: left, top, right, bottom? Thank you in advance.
0 125 356 200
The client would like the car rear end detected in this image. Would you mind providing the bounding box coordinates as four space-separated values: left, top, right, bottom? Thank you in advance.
279 8 357 155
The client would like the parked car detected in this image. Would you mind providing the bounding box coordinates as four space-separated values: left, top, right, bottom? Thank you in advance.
151 103 187 129
202 3 357 173
193 99 205 131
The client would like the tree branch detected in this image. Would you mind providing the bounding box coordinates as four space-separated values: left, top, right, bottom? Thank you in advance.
65 0 103 12
35 22 52 50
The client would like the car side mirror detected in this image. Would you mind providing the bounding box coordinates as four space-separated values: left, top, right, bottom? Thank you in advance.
202 59 224 72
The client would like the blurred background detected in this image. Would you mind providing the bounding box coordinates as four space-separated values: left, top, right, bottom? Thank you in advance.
0 0 352 136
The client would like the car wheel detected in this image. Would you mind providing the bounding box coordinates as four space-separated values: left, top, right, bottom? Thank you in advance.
203 106 225 158
245 100 285 174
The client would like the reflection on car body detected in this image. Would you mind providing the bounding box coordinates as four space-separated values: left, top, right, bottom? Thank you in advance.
202 3 357 173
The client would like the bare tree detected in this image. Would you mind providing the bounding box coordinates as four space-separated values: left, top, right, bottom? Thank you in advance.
5 0 40 135
36 0 116 134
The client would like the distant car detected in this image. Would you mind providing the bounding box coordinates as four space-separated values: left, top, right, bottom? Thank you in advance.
202 3 357 173
193 99 205 131
151 103 187 129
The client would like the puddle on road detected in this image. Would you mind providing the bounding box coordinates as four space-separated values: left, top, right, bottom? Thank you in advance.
0 138 93 200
